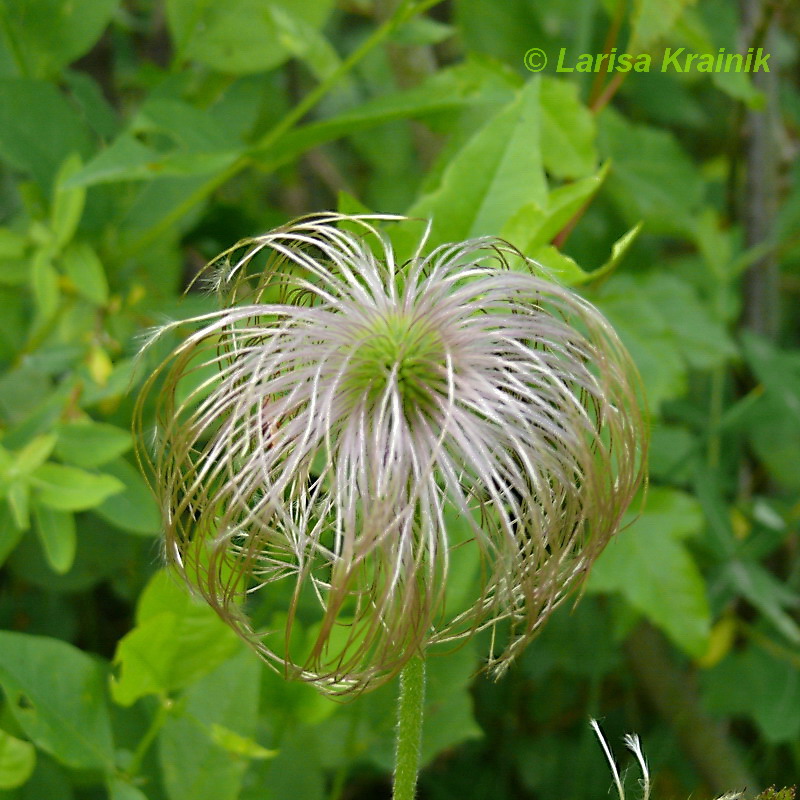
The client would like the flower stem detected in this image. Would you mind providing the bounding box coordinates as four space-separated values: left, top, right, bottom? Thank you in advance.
393 655 426 800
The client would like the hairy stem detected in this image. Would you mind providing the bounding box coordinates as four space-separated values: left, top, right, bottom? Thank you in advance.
393 656 427 800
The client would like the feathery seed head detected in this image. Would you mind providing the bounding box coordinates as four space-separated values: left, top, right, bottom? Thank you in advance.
135 213 647 695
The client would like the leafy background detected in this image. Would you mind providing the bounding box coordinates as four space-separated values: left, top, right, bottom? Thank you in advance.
0 0 798 798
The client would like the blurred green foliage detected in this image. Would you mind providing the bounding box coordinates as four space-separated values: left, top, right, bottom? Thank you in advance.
0 0 798 798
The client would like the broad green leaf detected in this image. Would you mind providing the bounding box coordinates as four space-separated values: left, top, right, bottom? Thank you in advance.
93 457 161 535
30 463 123 511
406 78 547 249
0 229 28 286
539 77 596 179
501 162 610 255
54 420 131 468
0 729 36 790
529 223 641 286
587 488 711 656
0 0 118 78
50 154 85 251
702 645 800 744
60 243 109 305
598 108 705 234
166 0 335 74
158 649 261 800
107 778 150 800
629 0 698 52
0 79 92 190
65 134 159 187
0 631 115 770
32 504 76 574
594 272 735 409
111 570 242 705
266 4 341 81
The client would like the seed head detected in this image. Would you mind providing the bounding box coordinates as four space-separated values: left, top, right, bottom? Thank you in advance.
135 213 646 694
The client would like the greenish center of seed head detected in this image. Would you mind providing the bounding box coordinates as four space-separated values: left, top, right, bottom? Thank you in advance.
345 314 445 411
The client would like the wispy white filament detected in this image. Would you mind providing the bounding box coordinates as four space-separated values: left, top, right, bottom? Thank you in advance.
135 213 646 694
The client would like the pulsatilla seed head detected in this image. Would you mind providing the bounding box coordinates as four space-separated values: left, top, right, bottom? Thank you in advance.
134 213 647 695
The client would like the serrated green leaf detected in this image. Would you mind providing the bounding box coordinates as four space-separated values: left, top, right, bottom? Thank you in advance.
0 631 115 770
501 163 610 255
539 77 597 179
32 503 76 574
0 729 36 790
50 154 85 251
406 78 546 249
166 0 335 74
598 108 705 234
629 0 698 52
60 242 109 305
587 488 711 656
54 420 131 467
30 463 123 511
93 457 160 535
111 570 242 705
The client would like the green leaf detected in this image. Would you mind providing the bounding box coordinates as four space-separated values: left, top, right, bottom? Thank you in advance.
501 163 610 254
0 503 26 566
209 725 276 760
702 645 800 744
54 420 131 467
93 457 161 535
158 649 261 800
629 0 698 52
30 463 123 511
257 61 508 170
598 107 705 234
0 0 118 78
13 434 58 475
50 154 85 251
528 222 641 287
111 570 242 706
166 0 335 75
594 272 735 409
6 482 30 530
0 729 36 790
32 503 76 574
587 488 711 656
406 78 547 249
30 251 59 321
0 631 115 770
60 242 109 305
0 79 92 190
107 777 151 800
539 77 596 179
265 4 341 81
